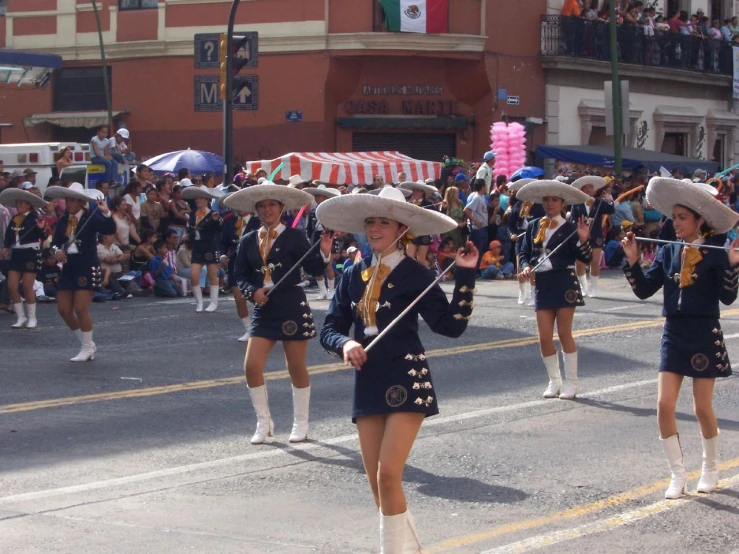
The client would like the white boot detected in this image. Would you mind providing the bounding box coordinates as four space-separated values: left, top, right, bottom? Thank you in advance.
327 278 335 300
526 282 535 306
542 353 562 398
11 303 26 329
661 434 688 499
247 385 274 444
697 432 720 493
578 274 588 296
192 285 204 312
74 328 83 342
380 512 406 554
315 279 328 300
26 302 38 329
517 281 526 304
588 275 599 298
237 316 251 342
71 331 95 362
205 285 219 312
560 351 579 399
288 385 310 443
403 509 423 554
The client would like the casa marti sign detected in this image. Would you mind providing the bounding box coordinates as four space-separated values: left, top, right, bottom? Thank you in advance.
346 85 459 116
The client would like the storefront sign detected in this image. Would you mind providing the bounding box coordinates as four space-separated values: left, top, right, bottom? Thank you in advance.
362 85 442 95
345 99 459 116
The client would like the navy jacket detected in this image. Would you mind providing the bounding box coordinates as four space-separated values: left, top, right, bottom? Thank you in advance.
4 211 45 248
320 256 475 361
624 242 738 317
507 201 545 236
52 210 116 256
519 217 592 270
570 199 615 240
221 214 261 256
188 209 223 250
234 227 324 302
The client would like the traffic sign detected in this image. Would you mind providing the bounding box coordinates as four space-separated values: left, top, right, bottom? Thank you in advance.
286 110 303 122
194 75 259 112
234 32 259 69
194 33 220 69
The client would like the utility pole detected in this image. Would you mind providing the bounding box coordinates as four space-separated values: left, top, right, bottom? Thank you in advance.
223 0 241 185
91 0 114 133
608 0 622 175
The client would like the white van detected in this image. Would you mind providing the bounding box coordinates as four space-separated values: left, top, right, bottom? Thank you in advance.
0 142 90 193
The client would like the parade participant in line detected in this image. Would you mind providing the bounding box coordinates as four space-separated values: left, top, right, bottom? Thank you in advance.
0 188 48 329
45 183 116 362
621 177 739 499
182 185 224 313
506 178 545 305
317 187 478 553
518 180 592 399
221 203 261 341
569 176 615 297
227 182 332 444
399 180 438 269
304 183 341 300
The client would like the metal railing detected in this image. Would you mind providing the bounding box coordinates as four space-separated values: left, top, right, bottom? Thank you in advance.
541 15 732 77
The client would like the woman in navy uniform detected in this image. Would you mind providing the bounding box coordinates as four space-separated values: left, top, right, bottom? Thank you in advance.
317 186 479 554
182 185 224 313
506 178 545 305
399 180 439 269
46 183 116 362
304 183 341 300
518 180 592 400
569 176 615 297
621 178 739 499
226 182 332 445
0 189 48 329
221 204 261 342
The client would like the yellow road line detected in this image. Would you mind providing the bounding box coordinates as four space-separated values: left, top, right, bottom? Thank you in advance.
429 457 739 553
3 311 738 416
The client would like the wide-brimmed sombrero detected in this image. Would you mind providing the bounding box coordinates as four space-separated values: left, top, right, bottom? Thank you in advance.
0 188 48 209
224 181 312 213
182 185 225 201
399 181 437 195
369 185 412 198
44 183 105 202
516 180 591 205
316 186 456 236
506 178 535 193
570 176 608 192
303 184 340 198
646 177 739 234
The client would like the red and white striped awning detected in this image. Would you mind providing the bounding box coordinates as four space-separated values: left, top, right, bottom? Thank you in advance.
243 152 441 186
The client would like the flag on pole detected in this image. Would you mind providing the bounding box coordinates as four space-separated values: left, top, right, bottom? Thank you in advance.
379 0 449 34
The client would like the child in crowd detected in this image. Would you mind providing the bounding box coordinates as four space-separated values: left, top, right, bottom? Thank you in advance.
480 240 515 280
150 239 183 298
38 248 60 299
604 227 626 268
437 237 457 280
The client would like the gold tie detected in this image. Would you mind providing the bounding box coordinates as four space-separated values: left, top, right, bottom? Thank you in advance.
679 245 702 289
358 263 391 330
520 202 533 217
235 218 245 239
65 214 78 238
195 208 207 225
259 229 278 282
12 213 25 227
586 199 595 208
534 217 558 245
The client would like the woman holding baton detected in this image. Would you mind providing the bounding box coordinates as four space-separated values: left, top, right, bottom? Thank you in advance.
621 177 739 499
317 186 478 553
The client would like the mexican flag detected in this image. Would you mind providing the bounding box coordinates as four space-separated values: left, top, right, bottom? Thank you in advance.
380 0 449 34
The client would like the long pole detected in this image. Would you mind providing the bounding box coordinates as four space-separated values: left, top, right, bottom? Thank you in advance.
608 0 622 175
636 237 738 252
223 0 241 186
91 0 114 132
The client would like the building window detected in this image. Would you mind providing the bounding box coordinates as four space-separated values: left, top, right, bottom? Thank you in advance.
662 132 686 156
54 67 112 112
119 0 158 10
0 0 6 17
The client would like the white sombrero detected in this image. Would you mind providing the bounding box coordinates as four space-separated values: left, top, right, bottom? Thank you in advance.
224 181 312 213
316 186 456 237
399 181 437 195
44 183 104 202
516 180 591 205
0 188 48 209
506 178 535 193
288 175 305 188
646 177 739 234
369 185 412 198
181 185 225 201
570 176 608 192
303 184 340 198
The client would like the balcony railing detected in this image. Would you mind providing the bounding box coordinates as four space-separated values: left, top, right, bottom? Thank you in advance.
541 15 732 77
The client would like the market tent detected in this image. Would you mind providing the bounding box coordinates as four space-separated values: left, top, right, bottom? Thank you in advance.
243 152 441 186
536 144 719 175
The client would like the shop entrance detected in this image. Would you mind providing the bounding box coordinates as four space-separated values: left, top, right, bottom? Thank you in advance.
352 132 456 162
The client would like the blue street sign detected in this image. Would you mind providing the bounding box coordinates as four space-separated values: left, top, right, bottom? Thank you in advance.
285 110 303 122
194 33 220 69
194 75 259 112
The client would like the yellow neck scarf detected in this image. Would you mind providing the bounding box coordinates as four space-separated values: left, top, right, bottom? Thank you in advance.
679 245 702 289
65 214 79 238
259 229 278 282
195 208 208 226
520 202 533 217
534 217 558 245
358 263 391 330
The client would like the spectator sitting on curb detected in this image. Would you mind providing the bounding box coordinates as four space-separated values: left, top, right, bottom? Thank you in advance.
480 240 515 280
150 239 183 298
97 233 131 299
38 248 60 300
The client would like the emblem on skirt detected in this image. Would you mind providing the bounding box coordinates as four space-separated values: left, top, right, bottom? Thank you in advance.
26 262 36 271
385 385 408 408
282 320 298 336
77 277 88 287
205 252 214 261
691 353 709 372
565 289 579 303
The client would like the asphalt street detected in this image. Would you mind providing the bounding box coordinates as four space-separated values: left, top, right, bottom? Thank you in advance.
1 271 738 554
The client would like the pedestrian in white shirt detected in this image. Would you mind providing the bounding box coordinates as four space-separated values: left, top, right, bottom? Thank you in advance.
476 151 496 193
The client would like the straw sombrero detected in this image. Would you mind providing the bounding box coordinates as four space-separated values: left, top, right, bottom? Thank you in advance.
44 183 105 202
316 186 456 236
182 185 225 201
646 177 739 234
0 188 48 209
399 181 437 195
570 176 608 192
515 180 591 205
506 178 535 193
224 181 312 213
369 185 412 198
303 184 340 198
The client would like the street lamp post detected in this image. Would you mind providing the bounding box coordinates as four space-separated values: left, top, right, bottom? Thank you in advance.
91 0 114 133
608 1 623 175
223 0 242 185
